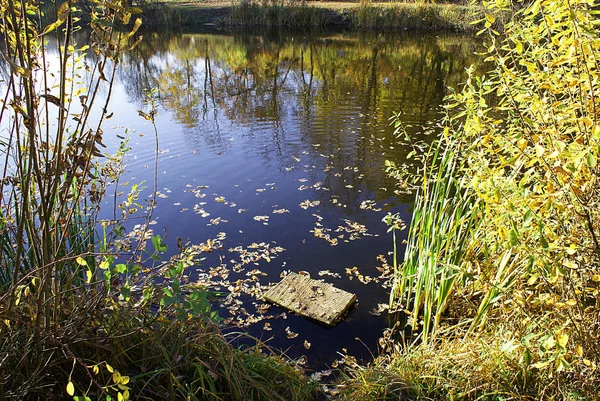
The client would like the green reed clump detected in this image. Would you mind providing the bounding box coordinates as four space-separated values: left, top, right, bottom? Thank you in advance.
388 132 481 343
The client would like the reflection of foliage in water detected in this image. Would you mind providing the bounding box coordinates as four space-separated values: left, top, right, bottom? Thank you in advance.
123 31 479 126
118 30 481 205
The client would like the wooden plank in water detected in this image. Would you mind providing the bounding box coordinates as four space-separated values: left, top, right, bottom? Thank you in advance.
263 272 356 326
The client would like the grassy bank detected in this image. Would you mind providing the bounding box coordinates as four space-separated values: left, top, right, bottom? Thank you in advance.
140 0 483 31
3 296 318 399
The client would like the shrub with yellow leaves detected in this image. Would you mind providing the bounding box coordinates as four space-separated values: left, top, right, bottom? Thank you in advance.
383 0 600 397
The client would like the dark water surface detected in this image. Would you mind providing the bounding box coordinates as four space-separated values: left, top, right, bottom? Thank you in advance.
97 28 479 369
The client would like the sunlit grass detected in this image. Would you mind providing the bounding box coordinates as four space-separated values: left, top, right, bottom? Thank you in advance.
355 0 481 30
389 134 480 343
140 0 483 30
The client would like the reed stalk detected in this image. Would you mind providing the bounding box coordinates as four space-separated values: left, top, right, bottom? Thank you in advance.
389 133 480 343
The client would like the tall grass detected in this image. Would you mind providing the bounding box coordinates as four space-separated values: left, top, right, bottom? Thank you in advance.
141 0 484 30
389 132 480 342
231 0 327 27
3 302 318 399
355 0 481 31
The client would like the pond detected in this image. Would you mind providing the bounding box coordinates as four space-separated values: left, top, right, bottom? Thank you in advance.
98 28 479 370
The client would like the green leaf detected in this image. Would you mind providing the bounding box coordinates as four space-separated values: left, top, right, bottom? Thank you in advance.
523 210 534 226
527 273 539 286
115 264 127 274
556 356 571 372
121 286 131 301
76 256 88 266
587 152 596 169
130 264 142 275
544 336 556 350
152 235 167 253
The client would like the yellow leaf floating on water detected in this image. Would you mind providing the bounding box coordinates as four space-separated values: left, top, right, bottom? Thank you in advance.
253 215 269 225
299 200 320 209
285 326 299 339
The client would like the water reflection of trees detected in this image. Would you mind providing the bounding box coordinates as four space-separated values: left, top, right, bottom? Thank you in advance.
118 30 480 204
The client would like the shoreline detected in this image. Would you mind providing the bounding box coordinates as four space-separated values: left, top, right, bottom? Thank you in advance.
140 1 483 31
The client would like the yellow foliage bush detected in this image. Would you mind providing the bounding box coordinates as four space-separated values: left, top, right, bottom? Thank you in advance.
450 0 600 375
388 0 600 392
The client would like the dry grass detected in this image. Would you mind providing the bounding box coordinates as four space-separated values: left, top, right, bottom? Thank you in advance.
335 327 600 401
140 0 483 30
0 297 319 400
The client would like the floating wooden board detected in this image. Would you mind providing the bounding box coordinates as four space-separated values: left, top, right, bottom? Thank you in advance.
263 272 356 326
